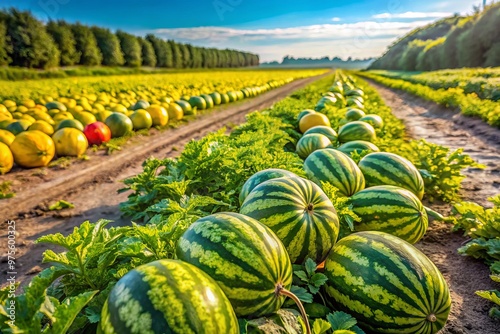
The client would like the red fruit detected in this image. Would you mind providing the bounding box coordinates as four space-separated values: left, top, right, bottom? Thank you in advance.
83 121 111 146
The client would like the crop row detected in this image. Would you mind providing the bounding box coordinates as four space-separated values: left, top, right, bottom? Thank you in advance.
0 69 325 174
0 72 485 333
368 69 500 101
359 71 500 128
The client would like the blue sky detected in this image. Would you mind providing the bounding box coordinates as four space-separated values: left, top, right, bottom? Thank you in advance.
2 0 481 62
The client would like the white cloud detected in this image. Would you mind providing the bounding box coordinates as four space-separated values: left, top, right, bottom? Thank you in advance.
331 17 341 22
147 19 435 62
152 20 433 43
372 11 452 19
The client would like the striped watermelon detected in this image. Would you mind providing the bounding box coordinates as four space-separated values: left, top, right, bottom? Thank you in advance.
349 185 428 243
297 109 316 122
99 259 238 334
337 140 380 156
338 121 376 143
239 168 297 205
176 212 292 317
324 231 451 334
303 125 338 143
345 108 366 121
296 133 333 159
359 114 384 128
240 176 339 264
303 148 365 197
359 152 425 200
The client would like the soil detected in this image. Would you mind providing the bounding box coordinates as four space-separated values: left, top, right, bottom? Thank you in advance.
1 75 499 333
369 81 500 334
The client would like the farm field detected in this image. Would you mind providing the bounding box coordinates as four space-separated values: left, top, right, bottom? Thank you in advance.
1 2 500 334
359 68 500 128
1 70 500 334
0 68 325 177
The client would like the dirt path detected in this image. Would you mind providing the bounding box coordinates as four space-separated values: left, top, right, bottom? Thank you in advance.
369 81 500 334
0 73 330 286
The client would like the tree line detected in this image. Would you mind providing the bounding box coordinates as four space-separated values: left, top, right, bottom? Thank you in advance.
370 2 500 71
0 8 259 69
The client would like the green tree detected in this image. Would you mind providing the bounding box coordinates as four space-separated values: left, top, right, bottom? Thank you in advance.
398 39 427 71
138 37 156 67
189 45 202 68
473 3 500 66
46 20 79 66
416 38 445 71
169 40 183 68
145 34 172 67
180 43 191 68
4 9 60 68
439 17 474 69
91 26 124 66
456 29 484 67
0 19 11 66
116 30 141 67
71 23 102 65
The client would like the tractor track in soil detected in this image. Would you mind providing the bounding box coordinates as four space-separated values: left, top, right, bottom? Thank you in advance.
0 73 330 286
367 80 500 334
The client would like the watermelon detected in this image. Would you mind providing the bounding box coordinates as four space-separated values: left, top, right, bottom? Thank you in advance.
303 125 338 143
239 168 297 205
220 93 230 104
338 121 376 143
345 88 364 97
359 114 384 128
346 98 364 110
209 92 222 105
324 231 451 334
175 100 194 115
176 212 293 317
200 94 214 109
99 259 238 334
349 185 428 243
189 96 207 110
345 108 366 121
304 148 365 197
240 176 339 264
337 140 380 156
297 109 316 123
45 101 67 111
296 133 333 159
359 152 425 200
105 113 133 138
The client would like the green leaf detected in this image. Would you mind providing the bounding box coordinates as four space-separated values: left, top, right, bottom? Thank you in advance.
48 200 75 211
476 290 500 306
294 270 309 282
305 258 317 276
290 286 313 303
327 312 358 331
312 319 331 334
47 290 98 334
310 273 328 288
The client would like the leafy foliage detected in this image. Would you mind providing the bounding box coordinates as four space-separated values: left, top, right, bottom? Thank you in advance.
370 3 500 70
0 267 96 333
452 196 500 320
120 114 307 222
360 71 500 127
397 139 484 202
452 195 500 272
476 275 500 320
